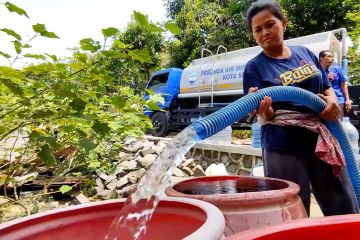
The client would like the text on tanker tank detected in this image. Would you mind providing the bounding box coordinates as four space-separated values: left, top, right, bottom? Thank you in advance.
199 64 246 81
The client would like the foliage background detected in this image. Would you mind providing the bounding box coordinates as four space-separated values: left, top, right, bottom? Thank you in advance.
164 0 360 83
0 4 178 196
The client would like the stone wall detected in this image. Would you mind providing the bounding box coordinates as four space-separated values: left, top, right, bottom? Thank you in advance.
190 147 262 176
95 137 263 200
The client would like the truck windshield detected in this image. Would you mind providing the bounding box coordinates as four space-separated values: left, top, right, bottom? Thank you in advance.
148 73 169 91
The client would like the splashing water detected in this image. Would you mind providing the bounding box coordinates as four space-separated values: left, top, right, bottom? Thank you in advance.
105 127 199 240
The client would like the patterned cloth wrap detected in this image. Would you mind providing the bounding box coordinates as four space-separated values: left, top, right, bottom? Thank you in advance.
259 110 346 178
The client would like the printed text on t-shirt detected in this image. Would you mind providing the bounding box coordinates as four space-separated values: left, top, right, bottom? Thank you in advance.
279 64 319 86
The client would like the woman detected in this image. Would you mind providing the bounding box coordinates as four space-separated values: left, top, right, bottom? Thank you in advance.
244 0 358 216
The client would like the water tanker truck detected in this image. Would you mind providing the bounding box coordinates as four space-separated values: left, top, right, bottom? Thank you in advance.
144 29 359 137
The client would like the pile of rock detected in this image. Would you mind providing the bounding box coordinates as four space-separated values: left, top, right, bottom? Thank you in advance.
95 137 207 200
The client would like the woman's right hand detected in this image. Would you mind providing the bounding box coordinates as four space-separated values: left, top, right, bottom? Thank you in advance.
249 87 275 121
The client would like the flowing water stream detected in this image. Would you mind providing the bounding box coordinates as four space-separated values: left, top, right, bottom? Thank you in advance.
105 127 199 240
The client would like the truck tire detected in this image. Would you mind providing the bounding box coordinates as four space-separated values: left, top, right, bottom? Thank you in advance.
151 112 169 137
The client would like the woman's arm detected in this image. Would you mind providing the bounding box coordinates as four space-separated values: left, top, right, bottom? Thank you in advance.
248 87 275 121
243 61 275 121
318 87 341 121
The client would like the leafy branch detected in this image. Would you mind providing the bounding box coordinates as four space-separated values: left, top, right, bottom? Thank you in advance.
0 3 168 214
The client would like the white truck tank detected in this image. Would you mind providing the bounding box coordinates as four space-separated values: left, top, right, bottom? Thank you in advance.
178 29 345 100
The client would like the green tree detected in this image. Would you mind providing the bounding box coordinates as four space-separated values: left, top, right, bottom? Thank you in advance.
205 0 253 52
165 0 253 68
0 5 168 199
165 0 360 72
165 0 185 20
281 0 355 38
105 16 164 91
345 0 360 84
280 0 360 85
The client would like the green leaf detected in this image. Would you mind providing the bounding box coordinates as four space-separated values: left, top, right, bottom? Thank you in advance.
165 22 181 35
0 78 24 96
133 11 148 26
150 94 165 105
45 53 57 61
74 52 87 63
113 40 128 49
23 64 52 75
32 23 59 38
0 125 6 135
101 27 119 38
32 23 46 33
76 129 88 138
71 172 82 177
0 174 9 186
145 88 154 95
38 144 56 166
102 50 128 59
54 87 77 98
24 53 46 60
71 113 95 121
92 122 111 136
31 109 54 119
145 94 165 110
146 100 160 110
79 38 101 53
5 2 29 18
128 49 153 63
0 28 21 40
58 125 75 134
59 185 73 194
0 66 23 76
146 23 164 32
22 44 31 48
111 96 126 110
79 139 96 153
0 50 11 59
38 136 59 148
88 160 101 169
13 40 22 54
70 98 87 112
30 129 47 140
41 31 59 39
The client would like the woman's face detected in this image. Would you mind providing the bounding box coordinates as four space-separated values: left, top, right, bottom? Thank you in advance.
251 9 287 52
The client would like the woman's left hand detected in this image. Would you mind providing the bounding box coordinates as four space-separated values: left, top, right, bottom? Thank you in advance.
318 93 341 121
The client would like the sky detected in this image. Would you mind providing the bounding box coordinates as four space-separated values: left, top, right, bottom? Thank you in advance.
0 0 167 67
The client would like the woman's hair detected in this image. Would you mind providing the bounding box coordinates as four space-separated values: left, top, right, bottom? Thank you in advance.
246 0 284 28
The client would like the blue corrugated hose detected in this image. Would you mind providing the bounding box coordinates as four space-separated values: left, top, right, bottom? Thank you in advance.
191 86 360 206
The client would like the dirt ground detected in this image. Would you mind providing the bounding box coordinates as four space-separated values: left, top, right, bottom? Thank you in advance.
0 196 71 223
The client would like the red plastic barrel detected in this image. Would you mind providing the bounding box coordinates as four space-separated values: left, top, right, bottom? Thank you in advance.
225 214 360 240
165 175 307 236
0 197 225 240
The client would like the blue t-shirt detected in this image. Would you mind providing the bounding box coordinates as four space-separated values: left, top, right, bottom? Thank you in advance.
325 65 348 104
243 46 331 154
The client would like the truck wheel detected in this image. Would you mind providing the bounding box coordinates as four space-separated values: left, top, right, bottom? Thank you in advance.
151 112 169 137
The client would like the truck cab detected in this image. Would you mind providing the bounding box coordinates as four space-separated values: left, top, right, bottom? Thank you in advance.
144 68 182 136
